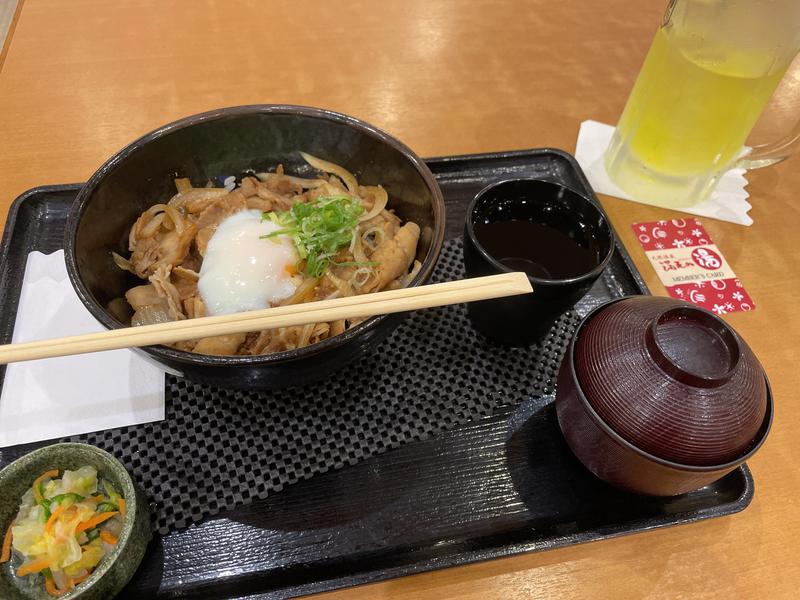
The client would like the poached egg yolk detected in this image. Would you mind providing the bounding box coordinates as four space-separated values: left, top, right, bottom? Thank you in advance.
198 210 299 316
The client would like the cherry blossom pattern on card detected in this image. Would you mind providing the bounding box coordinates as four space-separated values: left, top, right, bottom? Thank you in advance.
632 219 755 313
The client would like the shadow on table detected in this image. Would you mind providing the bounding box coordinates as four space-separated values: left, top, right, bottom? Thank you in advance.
504 397 749 539
226 441 424 533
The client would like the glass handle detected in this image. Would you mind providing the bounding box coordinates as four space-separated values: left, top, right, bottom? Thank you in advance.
736 118 800 170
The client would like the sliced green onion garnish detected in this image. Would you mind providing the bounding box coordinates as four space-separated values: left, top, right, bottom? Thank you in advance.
261 195 373 278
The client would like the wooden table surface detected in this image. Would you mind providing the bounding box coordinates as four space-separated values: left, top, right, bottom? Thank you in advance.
1 1 799 598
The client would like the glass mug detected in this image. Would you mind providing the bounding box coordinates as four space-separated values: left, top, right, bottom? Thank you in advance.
605 0 800 207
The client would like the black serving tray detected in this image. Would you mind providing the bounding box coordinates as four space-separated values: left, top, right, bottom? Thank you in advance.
0 149 752 599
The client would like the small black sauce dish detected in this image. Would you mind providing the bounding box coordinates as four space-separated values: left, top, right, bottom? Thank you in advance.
462 179 615 346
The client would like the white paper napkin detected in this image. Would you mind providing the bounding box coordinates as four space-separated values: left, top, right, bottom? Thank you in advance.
0 250 165 448
574 120 753 226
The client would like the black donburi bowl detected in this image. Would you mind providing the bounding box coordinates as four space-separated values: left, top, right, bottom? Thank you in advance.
65 105 445 390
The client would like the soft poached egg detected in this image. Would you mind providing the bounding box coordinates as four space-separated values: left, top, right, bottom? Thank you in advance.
198 209 299 316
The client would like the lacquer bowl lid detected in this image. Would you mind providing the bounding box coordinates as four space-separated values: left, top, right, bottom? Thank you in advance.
574 296 768 466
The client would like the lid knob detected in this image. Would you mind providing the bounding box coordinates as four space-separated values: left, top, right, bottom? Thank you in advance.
644 306 740 388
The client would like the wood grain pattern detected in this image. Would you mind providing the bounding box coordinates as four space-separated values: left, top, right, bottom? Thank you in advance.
0 1 798 598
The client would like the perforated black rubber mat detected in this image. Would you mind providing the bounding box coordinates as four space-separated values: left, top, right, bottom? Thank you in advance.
66 239 579 533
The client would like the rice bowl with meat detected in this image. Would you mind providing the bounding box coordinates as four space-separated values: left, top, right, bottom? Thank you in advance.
112 152 422 356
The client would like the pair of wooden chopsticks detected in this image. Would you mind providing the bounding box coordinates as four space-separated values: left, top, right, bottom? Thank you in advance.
0 272 532 364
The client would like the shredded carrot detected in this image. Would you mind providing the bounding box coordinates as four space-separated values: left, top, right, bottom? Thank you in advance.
32 469 59 503
45 576 66 597
71 570 92 585
99 530 118 545
75 511 117 534
117 498 126 519
44 504 66 534
16 556 50 577
0 523 12 563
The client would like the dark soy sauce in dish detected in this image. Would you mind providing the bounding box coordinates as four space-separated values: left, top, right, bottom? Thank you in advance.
473 220 599 279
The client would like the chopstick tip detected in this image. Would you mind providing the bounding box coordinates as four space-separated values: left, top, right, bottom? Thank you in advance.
508 271 533 294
